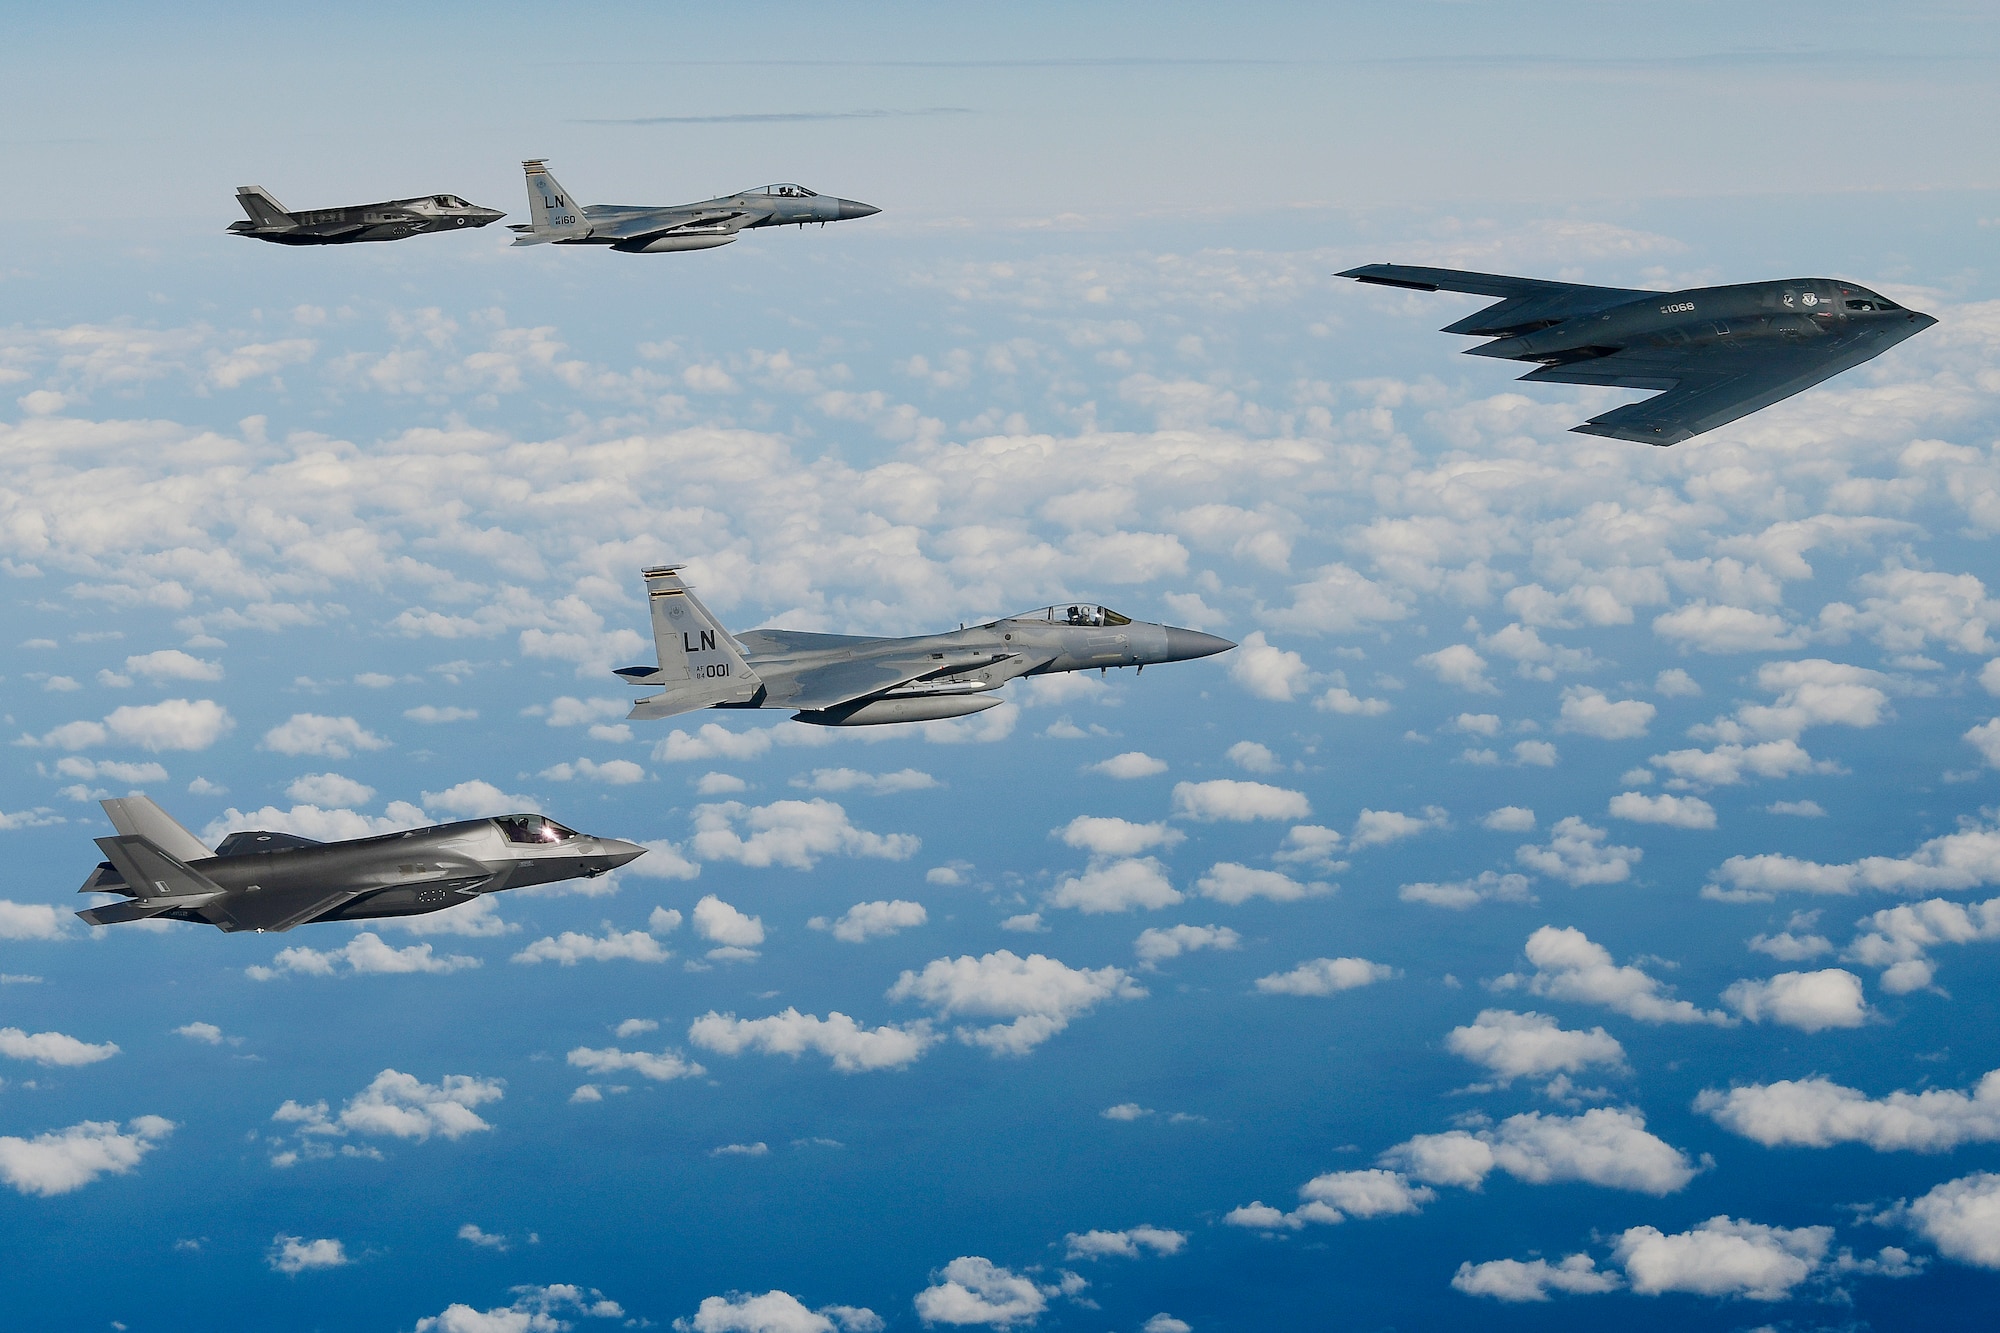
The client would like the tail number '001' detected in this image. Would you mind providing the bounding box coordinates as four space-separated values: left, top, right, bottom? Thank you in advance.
697 664 731 679
1659 301 1696 314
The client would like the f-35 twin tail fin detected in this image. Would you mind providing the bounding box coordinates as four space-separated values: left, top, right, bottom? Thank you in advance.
233 186 295 231
510 160 592 245
616 565 763 720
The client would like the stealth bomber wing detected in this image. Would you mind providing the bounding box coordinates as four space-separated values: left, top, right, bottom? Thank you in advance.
229 186 504 245
75 796 643 933
613 565 1233 727
1339 264 1936 445
507 160 879 253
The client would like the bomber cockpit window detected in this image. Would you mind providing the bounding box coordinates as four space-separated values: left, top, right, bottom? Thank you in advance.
495 814 578 845
1845 299 1878 311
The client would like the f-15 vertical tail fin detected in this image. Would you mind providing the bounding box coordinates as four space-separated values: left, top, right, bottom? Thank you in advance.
234 186 293 229
101 796 213 864
510 160 591 245
619 565 763 719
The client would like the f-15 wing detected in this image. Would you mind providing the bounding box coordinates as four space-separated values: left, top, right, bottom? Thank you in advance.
771 648 1041 710
587 207 761 243
1339 264 1654 338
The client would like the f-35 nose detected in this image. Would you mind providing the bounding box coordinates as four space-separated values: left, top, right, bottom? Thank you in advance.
1162 627 1235 662
835 199 881 221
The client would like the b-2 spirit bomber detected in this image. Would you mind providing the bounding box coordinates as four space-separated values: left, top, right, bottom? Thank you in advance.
617 565 1235 727
508 159 880 253
75 796 644 933
228 186 504 245
1340 263 1936 445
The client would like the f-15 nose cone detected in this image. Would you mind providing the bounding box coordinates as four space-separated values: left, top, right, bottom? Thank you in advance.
1162 627 1235 662
836 199 881 221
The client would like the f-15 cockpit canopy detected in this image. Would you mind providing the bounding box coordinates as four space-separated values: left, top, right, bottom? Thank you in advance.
1008 604 1134 628
494 814 580 845
752 184 818 198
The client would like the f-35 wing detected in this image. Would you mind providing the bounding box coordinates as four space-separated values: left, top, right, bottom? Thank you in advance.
1339 264 1654 338
1521 336 1896 445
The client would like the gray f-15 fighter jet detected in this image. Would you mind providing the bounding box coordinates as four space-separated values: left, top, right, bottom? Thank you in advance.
616 565 1234 726
75 796 644 933
1339 263 1936 445
228 186 504 245
508 159 879 253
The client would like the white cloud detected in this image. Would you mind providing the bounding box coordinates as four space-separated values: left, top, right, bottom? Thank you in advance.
285 772 375 807
261 713 389 759
1612 1216 1830 1300
1399 871 1533 910
887 950 1144 1055
1607 791 1717 829
1721 969 1869 1031
912 1257 1050 1327
1651 739 1827 787
1480 806 1536 832
624 839 701 881
404 705 478 724
696 771 747 795
566 1045 704 1082
811 899 928 942
1133 923 1240 966
540 757 646 785
174 1021 225 1045
1845 894 2000 992
1350 806 1447 849
1557 687 1656 740
681 1289 881 1333
1101 1103 1151 1122
1386 1107 1698 1195
0 1116 173 1197
1254 957 1396 996
267 1234 349 1274
512 927 671 966
51 756 168 784
0 1027 120 1068
202 801 430 846
1171 779 1310 822
544 696 629 727
1892 1172 2000 1269
1063 1226 1186 1260
1047 857 1182 913
793 767 939 796
1653 603 1808 654
1968 718 2000 769
421 780 540 818
0 901 71 940
1296 1168 1434 1220
268 1069 502 1165
248 932 479 981
1654 668 1701 697
1515 818 1641 886
1055 816 1184 858
1315 683 1391 715
1497 926 1731 1025
691 799 919 870
1225 740 1281 773
1272 824 1344 870
1196 862 1329 905
1416 643 1496 694
1444 1010 1625 1084
457 1223 511 1251
1697 1066 2000 1151
689 1009 937 1073
693 895 765 949
1749 929 1832 961
1452 1254 1623 1302
1228 631 1311 701
123 649 222 683
1768 799 1828 818
653 723 786 763
1087 751 1167 779
1705 658 1894 742
31 699 234 752
414 1285 625 1333
1706 817 2000 901
1829 563 2000 657
1140 1316 1190 1333
615 1018 659 1038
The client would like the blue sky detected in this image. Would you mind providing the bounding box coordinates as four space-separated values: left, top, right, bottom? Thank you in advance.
5 4 2000 1331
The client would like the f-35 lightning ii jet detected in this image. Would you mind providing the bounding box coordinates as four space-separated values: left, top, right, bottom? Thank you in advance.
228 186 504 245
616 566 1234 726
75 796 644 933
1339 263 1936 445
508 159 879 253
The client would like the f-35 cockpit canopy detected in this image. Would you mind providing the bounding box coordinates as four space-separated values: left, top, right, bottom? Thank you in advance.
494 814 580 845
